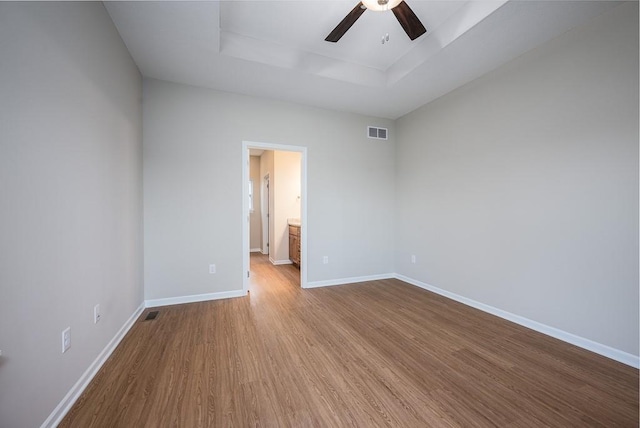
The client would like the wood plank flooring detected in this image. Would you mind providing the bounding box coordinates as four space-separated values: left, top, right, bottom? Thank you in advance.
61 253 639 427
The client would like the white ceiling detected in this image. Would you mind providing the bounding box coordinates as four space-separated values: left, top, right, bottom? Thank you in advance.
220 1 467 71
105 1 620 119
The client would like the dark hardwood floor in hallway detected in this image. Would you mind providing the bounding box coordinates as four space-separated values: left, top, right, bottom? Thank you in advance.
61 253 638 427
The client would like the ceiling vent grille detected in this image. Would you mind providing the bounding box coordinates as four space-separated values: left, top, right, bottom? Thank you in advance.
367 126 388 140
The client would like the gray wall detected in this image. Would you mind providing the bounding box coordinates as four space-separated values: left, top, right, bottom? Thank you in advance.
0 3 143 428
143 79 396 299
395 2 639 356
1 3 637 427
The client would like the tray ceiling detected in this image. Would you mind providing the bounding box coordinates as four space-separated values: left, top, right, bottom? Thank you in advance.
105 1 620 119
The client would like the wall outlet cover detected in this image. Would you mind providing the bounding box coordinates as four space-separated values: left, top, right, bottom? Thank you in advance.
94 304 101 324
61 327 71 353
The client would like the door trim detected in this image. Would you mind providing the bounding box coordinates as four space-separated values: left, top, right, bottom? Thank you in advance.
242 141 308 293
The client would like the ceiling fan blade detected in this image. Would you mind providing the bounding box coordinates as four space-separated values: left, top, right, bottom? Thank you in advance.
325 2 366 43
392 1 426 41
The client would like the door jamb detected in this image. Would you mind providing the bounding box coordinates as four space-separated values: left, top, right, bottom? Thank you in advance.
242 141 308 293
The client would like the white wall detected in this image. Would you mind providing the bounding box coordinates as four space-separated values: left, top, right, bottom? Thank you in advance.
0 3 143 427
273 151 302 263
260 150 275 255
143 79 396 299
258 150 301 264
395 2 639 356
249 155 262 251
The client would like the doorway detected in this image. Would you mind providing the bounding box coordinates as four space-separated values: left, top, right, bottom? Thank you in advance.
242 141 307 293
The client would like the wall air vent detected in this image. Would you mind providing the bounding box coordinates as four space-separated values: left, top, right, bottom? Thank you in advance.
367 126 388 140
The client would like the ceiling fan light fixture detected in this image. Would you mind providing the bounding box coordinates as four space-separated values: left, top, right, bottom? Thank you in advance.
325 0 424 43
361 0 402 12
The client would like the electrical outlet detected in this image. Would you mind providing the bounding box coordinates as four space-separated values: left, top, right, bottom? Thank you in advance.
323 256 329 264
411 255 416 264
61 327 71 353
209 264 216 274
94 304 101 324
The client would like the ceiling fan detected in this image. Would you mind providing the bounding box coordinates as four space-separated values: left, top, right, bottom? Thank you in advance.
325 0 426 43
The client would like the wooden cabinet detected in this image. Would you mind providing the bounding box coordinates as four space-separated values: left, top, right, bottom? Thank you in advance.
289 225 300 268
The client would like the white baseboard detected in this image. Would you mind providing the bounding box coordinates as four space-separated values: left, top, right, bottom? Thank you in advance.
305 273 394 289
271 259 293 266
394 274 640 369
250 248 262 253
43 289 249 426
41 302 145 428
145 289 246 308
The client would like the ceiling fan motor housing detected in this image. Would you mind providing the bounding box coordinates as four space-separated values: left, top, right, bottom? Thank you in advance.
325 0 426 42
362 0 402 12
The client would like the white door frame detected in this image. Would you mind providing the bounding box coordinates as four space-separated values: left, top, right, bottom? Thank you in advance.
242 141 308 293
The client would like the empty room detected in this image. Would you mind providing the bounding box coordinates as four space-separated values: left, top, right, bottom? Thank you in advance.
0 1 638 427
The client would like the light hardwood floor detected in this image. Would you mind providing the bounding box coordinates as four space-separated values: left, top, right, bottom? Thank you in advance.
61 253 638 427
